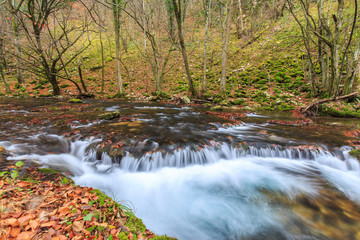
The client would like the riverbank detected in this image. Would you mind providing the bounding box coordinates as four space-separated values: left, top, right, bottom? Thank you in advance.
0 163 175 240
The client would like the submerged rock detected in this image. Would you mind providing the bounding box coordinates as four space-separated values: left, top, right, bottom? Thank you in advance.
98 111 121 120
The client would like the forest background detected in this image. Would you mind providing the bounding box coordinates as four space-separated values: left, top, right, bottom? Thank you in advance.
0 0 360 114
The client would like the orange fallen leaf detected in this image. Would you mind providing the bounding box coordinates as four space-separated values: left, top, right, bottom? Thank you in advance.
9 228 21 238
16 231 35 240
72 221 84 234
40 220 57 228
58 207 70 217
18 214 35 228
29 219 39 231
17 181 31 187
1 218 19 227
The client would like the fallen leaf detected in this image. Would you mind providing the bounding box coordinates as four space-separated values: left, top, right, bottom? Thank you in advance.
26 196 43 210
29 219 39 231
17 181 31 187
83 213 93 221
1 218 19 227
58 207 70 217
9 228 21 238
18 214 35 228
72 221 84 234
72 234 84 240
40 221 57 228
16 231 35 240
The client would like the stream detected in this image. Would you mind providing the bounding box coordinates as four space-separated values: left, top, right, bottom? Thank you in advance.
1 98 360 240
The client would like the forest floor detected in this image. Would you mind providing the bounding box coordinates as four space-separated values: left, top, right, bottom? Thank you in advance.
0 163 174 240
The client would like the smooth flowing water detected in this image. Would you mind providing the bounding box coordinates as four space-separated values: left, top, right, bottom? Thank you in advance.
1 99 360 240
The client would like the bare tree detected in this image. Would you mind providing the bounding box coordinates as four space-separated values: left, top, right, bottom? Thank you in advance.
124 0 175 93
287 0 360 97
7 0 93 95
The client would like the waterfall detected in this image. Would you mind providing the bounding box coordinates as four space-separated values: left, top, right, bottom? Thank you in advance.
4 134 360 240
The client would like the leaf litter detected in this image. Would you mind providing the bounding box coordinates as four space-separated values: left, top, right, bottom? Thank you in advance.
0 167 174 240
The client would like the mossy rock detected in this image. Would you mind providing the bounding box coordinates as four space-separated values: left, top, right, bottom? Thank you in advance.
69 98 83 103
99 111 121 120
349 149 360 161
181 96 191 104
210 105 225 111
96 145 126 163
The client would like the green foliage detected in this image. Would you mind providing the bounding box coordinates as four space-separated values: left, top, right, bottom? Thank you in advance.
15 161 24 168
33 84 45 90
0 161 24 180
83 213 93 221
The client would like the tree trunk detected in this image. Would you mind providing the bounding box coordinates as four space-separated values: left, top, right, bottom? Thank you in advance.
100 31 105 93
220 0 233 94
0 37 10 93
48 74 61 95
14 26 24 85
236 0 244 38
172 0 197 97
202 0 212 94
78 66 88 93
113 1 123 94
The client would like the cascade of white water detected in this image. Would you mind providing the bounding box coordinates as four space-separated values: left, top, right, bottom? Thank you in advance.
3 133 360 240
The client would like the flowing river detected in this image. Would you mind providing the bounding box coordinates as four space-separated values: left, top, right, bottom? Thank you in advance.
1 99 360 240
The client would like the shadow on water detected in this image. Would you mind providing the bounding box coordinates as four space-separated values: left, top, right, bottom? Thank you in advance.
1 98 360 240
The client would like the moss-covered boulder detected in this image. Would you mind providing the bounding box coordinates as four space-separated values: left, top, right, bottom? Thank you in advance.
69 98 83 103
99 111 121 120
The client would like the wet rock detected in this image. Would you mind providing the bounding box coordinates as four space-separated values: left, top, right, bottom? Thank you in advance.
0 145 8 154
36 135 68 154
0 145 9 162
96 144 125 163
98 111 121 120
180 96 191 104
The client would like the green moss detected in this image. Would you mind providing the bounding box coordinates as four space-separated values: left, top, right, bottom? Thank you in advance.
98 111 121 120
69 98 83 103
349 149 360 161
210 105 224 111
38 168 61 174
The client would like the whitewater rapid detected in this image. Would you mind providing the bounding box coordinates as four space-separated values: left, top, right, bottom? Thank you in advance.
4 133 360 240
